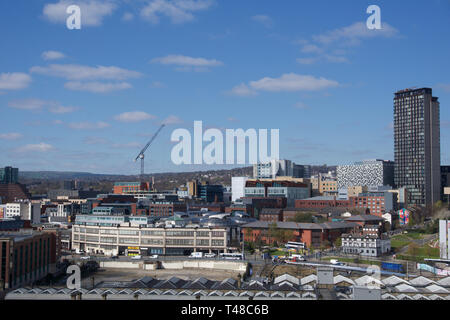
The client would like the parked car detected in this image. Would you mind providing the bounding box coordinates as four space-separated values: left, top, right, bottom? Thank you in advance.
131 255 141 260
111 255 119 260
80 256 90 260
150 254 159 259
204 253 216 258
330 259 346 266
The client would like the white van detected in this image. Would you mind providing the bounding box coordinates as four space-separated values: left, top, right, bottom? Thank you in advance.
189 252 203 259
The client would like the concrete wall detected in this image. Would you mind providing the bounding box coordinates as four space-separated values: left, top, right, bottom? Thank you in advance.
98 260 247 272
99 261 141 269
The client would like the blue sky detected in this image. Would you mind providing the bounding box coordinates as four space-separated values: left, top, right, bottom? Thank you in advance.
0 0 449 174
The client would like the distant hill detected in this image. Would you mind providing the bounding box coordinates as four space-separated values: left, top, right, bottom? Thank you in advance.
19 164 335 194
19 167 253 193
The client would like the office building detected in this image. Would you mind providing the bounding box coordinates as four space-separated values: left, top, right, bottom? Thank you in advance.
231 177 249 202
253 160 310 179
113 182 151 195
72 214 242 256
337 160 394 190
198 184 224 203
244 180 309 207
0 167 19 184
394 88 441 206
350 192 398 217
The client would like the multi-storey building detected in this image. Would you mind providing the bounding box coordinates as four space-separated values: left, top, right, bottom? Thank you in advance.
337 160 395 190
0 167 19 184
113 182 151 195
5 201 41 224
0 230 56 289
148 201 187 217
341 233 391 257
72 215 235 256
231 177 249 202
394 88 441 207
253 160 310 179
350 192 397 217
441 166 450 201
244 180 309 207
198 184 224 202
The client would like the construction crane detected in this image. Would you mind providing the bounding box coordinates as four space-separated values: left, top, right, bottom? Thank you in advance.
134 124 165 181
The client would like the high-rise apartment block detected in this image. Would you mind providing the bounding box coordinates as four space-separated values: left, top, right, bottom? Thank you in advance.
394 88 441 206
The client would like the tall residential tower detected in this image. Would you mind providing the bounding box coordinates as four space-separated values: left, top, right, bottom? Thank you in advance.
394 88 441 207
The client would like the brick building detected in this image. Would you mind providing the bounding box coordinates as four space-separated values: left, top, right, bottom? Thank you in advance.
0 184 31 204
259 208 283 222
242 221 357 248
0 231 56 289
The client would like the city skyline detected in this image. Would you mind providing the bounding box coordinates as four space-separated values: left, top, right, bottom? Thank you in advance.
1 0 449 174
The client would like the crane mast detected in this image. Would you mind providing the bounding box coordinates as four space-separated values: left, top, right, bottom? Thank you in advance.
134 124 165 182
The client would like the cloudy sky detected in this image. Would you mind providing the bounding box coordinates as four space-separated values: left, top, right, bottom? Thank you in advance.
0 0 449 174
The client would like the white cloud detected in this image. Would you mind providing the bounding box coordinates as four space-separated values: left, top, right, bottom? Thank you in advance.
248 73 339 92
162 115 183 125
65 81 132 93
296 57 320 65
122 12 134 21
0 133 23 140
68 121 110 130
300 44 323 54
30 64 142 80
48 105 78 113
151 55 223 68
9 99 78 113
8 98 50 110
228 83 258 97
312 22 399 45
0 73 31 90
15 143 54 153
294 102 309 109
296 21 399 65
140 0 214 24
111 142 141 149
42 50 66 60
150 81 166 88
251 15 273 28
114 111 156 123
83 136 109 145
43 0 117 27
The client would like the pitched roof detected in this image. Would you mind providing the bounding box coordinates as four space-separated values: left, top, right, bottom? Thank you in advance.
409 276 436 287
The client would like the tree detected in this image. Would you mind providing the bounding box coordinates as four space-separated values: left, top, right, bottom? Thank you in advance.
268 222 279 245
290 212 314 223
334 237 342 248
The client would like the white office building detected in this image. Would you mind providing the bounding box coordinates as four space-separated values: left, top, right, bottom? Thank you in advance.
231 177 249 202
